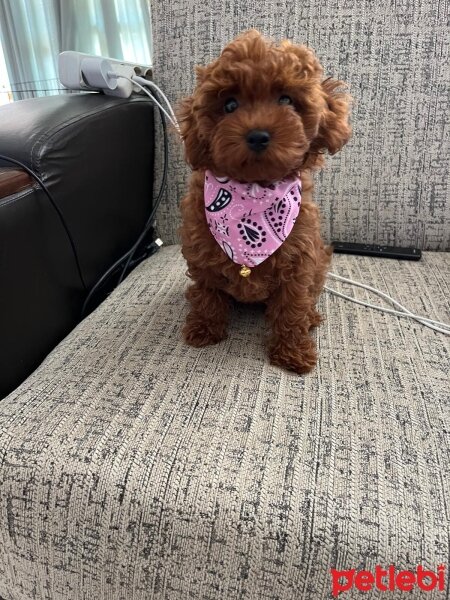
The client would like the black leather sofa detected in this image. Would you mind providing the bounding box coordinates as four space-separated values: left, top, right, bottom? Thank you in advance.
0 93 155 397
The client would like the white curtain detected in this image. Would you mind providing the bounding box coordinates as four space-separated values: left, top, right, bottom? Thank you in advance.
0 0 152 99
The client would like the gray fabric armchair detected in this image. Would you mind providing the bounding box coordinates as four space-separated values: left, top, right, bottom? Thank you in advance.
1 1 449 599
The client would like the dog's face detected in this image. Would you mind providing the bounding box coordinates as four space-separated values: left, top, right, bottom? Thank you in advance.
178 30 351 182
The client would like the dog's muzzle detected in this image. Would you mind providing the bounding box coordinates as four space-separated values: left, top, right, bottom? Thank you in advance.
246 129 270 153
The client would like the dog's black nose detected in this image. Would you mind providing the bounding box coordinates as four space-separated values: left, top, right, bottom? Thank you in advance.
246 129 271 152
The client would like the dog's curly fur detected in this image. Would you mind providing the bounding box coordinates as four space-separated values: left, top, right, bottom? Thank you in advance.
178 30 351 374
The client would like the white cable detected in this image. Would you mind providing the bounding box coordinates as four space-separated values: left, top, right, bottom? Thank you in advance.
325 272 450 335
324 286 450 334
109 72 179 131
327 274 450 334
132 76 178 125
325 285 450 335
328 272 450 329
125 74 178 130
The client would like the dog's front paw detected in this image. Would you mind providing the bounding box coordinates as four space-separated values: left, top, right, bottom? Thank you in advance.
268 336 317 374
183 319 227 347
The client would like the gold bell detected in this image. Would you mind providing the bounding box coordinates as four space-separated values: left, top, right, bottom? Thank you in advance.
239 265 251 278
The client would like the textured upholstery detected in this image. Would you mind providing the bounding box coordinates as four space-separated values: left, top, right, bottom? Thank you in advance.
149 0 450 250
1 245 449 599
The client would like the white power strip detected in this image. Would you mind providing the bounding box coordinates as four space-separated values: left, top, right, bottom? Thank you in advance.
58 51 180 131
58 51 152 98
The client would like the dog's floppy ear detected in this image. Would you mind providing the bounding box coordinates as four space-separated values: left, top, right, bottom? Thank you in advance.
177 94 208 170
304 78 351 168
177 67 211 170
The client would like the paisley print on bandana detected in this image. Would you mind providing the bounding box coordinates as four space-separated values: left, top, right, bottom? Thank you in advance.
204 170 302 267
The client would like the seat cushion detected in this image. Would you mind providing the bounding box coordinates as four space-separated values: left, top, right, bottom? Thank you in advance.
0 246 449 600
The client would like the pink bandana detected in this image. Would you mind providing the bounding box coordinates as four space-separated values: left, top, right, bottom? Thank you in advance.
204 170 302 269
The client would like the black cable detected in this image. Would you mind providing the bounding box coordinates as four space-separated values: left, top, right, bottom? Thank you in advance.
117 99 168 285
80 93 169 318
0 153 87 291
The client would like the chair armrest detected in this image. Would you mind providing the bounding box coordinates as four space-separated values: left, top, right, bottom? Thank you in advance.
0 168 32 198
0 93 155 397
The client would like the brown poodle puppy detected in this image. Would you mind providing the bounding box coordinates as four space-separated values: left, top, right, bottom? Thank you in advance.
178 30 350 374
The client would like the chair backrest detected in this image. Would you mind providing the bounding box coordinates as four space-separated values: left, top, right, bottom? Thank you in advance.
150 0 450 251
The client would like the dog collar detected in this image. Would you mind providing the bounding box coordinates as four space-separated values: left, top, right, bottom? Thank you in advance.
204 170 302 276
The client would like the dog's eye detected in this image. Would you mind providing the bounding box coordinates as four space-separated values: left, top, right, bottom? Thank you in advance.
224 98 239 113
278 95 293 105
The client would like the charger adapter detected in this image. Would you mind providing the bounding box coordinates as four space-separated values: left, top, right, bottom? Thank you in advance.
80 57 117 90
